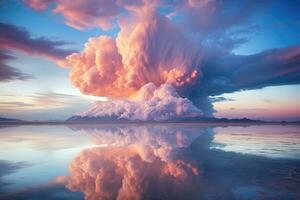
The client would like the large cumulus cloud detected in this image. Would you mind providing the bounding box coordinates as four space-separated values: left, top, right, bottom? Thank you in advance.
64 10 208 119
24 0 300 120
66 12 201 98
72 83 203 121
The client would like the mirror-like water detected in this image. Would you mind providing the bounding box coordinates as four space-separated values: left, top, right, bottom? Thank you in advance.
0 124 299 200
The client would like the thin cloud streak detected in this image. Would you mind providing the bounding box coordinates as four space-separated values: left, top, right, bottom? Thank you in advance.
0 92 95 120
0 22 75 63
0 50 32 82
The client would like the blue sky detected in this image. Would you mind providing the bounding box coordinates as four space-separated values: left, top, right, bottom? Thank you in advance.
0 0 299 121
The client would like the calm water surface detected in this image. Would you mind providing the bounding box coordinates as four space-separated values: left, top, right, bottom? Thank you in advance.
0 124 299 200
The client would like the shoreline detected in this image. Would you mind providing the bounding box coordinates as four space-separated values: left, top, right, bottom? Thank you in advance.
0 120 299 127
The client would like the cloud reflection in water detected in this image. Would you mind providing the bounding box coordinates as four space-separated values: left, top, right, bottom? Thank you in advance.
61 124 300 200
60 125 211 200
2 124 299 199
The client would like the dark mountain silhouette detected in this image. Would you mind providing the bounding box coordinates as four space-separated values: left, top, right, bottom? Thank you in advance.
67 115 263 123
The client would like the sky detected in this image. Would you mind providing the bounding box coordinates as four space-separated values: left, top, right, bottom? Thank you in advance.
0 0 299 121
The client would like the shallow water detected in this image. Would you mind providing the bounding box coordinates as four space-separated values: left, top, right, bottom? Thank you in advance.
0 124 299 200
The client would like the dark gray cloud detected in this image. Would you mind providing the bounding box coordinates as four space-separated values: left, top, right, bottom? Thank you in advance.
0 22 75 82
0 51 32 82
0 184 83 200
183 45 300 115
0 22 74 61
191 45 300 97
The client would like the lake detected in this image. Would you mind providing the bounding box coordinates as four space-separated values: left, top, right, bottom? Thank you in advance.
0 124 299 200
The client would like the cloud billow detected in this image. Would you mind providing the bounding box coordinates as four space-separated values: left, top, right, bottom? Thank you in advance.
24 0 300 120
75 83 203 121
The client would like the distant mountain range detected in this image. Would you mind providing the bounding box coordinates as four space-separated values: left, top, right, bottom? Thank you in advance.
66 115 300 124
0 116 299 125
67 115 263 123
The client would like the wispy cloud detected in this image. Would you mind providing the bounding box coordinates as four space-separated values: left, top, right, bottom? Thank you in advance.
0 50 32 82
210 97 235 103
24 0 124 30
0 101 35 108
29 92 91 108
0 92 97 120
0 22 76 82
0 22 75 62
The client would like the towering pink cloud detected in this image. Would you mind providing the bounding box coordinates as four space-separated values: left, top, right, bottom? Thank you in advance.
66 12 201 98
64 9 205 120
67 36 125 97
22 0 300 120
115 11 201 90
64 1 300 120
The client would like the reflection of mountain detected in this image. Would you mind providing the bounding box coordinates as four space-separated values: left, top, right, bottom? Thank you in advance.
59 125 300 200
67 115 263 123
